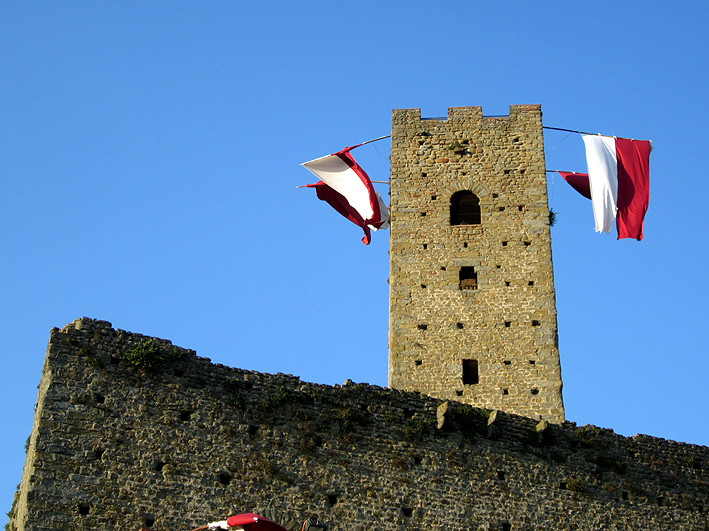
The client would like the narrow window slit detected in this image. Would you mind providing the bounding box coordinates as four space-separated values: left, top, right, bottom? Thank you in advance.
462 359 479 385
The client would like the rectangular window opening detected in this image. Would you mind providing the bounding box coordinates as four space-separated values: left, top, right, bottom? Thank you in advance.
459 266 478 290
462 359 479 385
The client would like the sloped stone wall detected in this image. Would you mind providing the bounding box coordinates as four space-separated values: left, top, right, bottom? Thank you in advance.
8 318 709 530
388 105 563 422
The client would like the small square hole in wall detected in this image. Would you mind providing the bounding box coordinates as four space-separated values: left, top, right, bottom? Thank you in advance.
145 518 155 528
502 389 509 395
528 281 535 286
518 205 524 211
402 508 413 518
94 448 105 460
431 195 437 200
529 360 536 365
415 360 422 366
219 473 231 485
499 207 505 212
423 244 427 249
502 241 508 246
504 169 511 175
492 193 499 198
456 323 464 329
531 388 539 395
524 241 531 246
503 360 511 366
421 284 427 289
78 504 89 515
501 523 511 531
456 390 463 396
421 212 427 217
504 321 511 328
532 320 540 327
422 172 428 177
418 324 428 330
173 368 184 377
496 265 501 269
155 461 165 472
505 281 510 287
180 410 191 421
463 242 468 248
94 393 105 404
328 494 338 506
441 266 446 271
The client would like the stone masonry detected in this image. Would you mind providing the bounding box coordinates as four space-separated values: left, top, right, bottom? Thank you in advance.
7 318 709 530
388 105 564 422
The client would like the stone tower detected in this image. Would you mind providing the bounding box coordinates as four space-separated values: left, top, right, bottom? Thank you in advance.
388 104 564 422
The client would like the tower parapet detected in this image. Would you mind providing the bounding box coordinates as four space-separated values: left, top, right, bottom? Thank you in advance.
388 105 564 422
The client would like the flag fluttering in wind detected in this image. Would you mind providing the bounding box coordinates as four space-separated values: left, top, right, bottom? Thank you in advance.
558 135 651 241
204 513 288 531
301 145 389 245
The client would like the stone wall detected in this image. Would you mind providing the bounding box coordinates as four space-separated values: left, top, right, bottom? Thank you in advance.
388 105 564 422
8 318 709 530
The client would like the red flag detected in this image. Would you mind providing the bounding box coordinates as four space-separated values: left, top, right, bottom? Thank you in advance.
226 514 287 531
301 146 388 245
558 171 591 200
560 136 651 241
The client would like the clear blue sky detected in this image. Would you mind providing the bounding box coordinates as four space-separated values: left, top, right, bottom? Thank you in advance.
2 1 708 521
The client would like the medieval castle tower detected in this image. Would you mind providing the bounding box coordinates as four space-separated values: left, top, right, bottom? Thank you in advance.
388 105 564 422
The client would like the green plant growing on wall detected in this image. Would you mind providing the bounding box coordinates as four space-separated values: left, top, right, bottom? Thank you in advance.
223 379 244 411
549 208 557 227
403 418 428 441
566 478 584 493
119 339 180 373
6 491 19 531
258 385 300 410
78 346 103 368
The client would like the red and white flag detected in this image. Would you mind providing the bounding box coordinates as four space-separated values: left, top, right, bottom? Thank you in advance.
301 146 389 245
559 135 651 241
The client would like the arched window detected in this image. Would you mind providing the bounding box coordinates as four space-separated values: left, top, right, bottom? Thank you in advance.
450 191 481 225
